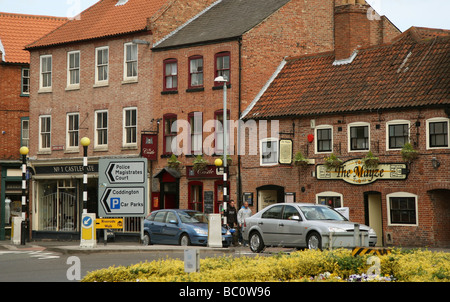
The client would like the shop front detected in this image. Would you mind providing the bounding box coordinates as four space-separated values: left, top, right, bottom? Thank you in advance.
152 164 230 214
0 163 24 240
30 160 98 240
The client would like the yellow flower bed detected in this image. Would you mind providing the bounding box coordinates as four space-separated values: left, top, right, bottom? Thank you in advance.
81 249 450 282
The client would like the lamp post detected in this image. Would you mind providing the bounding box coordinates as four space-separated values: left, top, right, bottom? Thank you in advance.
19 146 29 245
214 75 228 225
80 137 90 213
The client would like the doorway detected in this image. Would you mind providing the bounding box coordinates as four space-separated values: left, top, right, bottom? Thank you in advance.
364 191 383 246
188 181 203 211
256 185 284 211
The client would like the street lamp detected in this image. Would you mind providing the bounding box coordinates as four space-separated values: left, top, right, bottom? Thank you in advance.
80 137 90 213
214 75 228 225
19 146 29 245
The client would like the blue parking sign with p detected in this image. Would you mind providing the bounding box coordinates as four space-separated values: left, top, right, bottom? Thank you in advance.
111 198 121 209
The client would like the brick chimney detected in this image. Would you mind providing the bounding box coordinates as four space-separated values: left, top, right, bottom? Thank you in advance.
334 0 372 61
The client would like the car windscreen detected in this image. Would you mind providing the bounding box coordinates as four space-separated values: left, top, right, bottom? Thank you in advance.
300 206 347 221
178 211 208 224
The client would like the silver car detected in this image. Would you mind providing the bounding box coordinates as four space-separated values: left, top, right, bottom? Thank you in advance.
242 203 377 252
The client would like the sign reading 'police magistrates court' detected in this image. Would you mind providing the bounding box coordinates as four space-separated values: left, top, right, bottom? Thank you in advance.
98 158 148 217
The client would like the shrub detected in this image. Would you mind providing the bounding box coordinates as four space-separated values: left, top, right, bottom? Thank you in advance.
82 249 450 282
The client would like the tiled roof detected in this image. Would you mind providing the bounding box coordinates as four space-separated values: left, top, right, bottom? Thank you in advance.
153 0 290 49
0 13 66 63
243 27 450 119
26 0 169 49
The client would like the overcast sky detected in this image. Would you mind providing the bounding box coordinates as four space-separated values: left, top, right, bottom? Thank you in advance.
0 0 449 32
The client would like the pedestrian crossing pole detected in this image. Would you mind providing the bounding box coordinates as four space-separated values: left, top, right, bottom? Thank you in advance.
19 146 29 245
80 137 90 213
215 75 228 226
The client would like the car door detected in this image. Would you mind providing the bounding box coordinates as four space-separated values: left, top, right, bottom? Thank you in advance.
279 205 305 246
148 211 167 243
259 205 283 245
161 211 181 244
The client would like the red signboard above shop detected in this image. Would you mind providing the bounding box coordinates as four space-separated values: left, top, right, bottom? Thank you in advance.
186 165 222 179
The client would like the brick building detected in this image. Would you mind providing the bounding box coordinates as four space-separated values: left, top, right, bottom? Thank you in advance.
241 4 450 247
147 0 344 214
0 13 66 239
23 0 216 239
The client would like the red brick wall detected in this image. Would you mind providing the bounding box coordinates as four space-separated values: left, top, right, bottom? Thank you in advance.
334 4 401 60
149 0 337 208
0 64 29 160
241 108 450 247
28 32 154 159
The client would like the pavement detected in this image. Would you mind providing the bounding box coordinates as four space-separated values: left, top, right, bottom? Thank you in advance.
1 239 449 255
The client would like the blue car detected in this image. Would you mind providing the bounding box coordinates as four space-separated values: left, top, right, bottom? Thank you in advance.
142 209 232 247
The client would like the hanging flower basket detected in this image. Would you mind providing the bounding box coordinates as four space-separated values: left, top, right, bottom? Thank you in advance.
193 155 208 172
401 143 418 162
324 153 343 169
167 154 181 171
293 151 309 167
363 151 379 168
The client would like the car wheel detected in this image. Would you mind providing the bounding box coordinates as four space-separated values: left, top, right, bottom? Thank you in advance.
142 233 151 246
307 231 322 250
249 231 265 253
179 233 191 246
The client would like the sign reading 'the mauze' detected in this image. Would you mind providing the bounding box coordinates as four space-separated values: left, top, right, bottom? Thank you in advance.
316 159 408 185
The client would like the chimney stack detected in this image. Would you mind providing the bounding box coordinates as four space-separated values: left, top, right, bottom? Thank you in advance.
334 0 372 61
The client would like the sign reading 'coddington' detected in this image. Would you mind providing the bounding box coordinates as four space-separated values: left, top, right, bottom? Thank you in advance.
316 159 408 185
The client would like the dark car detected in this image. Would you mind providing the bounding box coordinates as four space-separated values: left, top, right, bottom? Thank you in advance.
142 209 232 247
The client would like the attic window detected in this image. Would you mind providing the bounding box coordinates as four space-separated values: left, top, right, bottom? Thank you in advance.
116 0 129 6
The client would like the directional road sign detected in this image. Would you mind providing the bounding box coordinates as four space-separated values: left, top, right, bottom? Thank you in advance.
95 218 124 229
98 158 148 217
99 187 146 216
106 161 145 184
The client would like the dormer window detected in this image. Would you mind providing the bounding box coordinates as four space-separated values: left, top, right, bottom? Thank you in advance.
116 0 129 6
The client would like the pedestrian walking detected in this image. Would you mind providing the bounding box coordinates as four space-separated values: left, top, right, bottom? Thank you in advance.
238 202 252 246
224 200 238 246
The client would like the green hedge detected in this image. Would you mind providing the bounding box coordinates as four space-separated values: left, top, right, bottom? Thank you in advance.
82 248 450 282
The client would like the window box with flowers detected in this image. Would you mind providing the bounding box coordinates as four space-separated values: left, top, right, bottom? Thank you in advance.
324 153 343 169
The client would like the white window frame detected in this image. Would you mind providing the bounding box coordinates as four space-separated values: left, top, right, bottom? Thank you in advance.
21 118 29 147
66 113 79 150
39 115 51 151
386 120 410 151
426 117 450 150
21 68 30 95
189 112 203 155
95 110 108 149
95 46 109 86
386 192 419 226
67 51 80 89
39 55 52 91
315 125 333 154
348 122 370 152
259 137 279 166
123 42 138 82
123 107 137 147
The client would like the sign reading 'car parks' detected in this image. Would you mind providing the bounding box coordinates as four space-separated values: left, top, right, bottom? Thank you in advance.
98 158 148 217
